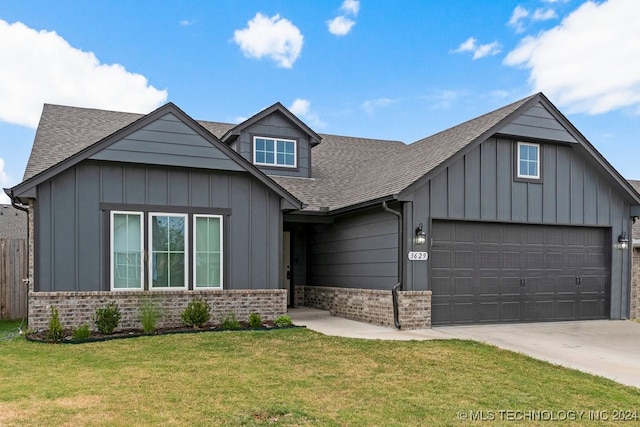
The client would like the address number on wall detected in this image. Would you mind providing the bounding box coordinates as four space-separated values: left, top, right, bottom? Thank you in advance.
408 251 429 261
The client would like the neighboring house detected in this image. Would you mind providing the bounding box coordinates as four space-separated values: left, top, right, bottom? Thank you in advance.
0 204 27 240
627 180 640 319
7 93 640 331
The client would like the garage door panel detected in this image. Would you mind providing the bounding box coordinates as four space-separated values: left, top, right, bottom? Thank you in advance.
500 277 521 296
557 275 578 294
431 220 610 325
453 277 474 296
454 250 474 268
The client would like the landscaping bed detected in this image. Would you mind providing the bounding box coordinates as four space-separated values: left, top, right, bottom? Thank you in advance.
26 321 301 344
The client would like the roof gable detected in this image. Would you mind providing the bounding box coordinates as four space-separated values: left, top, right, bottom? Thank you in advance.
222 102 322 147
495 101 578 143
10 103 302 209
89 112 244 172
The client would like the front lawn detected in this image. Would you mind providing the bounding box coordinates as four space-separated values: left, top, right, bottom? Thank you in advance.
0 324 638 426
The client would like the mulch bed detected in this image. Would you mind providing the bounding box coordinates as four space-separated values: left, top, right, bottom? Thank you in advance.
26 322 302 344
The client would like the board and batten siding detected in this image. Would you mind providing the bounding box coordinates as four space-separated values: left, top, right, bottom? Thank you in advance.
35 161 282 292
307 208 398 290
234 112 312 178
401 136 632 319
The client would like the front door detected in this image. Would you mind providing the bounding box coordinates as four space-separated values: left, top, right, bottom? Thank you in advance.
282 231 291 305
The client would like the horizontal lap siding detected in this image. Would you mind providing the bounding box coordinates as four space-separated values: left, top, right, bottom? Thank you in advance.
36 162 281 292
308 209 398 290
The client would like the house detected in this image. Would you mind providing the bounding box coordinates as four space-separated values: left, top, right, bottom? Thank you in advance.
0 204 27 240
627 180 640 320
7 93 640 331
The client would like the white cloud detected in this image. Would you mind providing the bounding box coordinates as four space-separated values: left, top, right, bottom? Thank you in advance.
233 13 303 68
428 90 463 110
179 19 195 26
508 5 529 33
532 8 558 21
0 158 11 203
340 0 360 16
288 99 325 127
328 0 359 36
361 97 396 114
327 16 356 36
0 20 168 129
453 37 501 60
504 0 640 115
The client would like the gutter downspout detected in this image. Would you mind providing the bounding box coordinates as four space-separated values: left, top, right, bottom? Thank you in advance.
382 200 402 329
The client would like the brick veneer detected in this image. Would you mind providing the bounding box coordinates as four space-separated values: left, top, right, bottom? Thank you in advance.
295 285 431 329
631 248 640 319
28 289 287 331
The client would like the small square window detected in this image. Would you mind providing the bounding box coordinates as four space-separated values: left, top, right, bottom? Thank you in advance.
517 142 540 179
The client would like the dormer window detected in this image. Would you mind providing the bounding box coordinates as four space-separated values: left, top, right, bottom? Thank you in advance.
253 136 297 168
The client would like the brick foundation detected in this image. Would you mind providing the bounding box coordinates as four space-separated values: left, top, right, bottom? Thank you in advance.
632 248 640 319
28 289 287 332
296 285 431 329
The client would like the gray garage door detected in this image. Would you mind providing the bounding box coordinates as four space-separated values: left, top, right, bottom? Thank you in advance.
430 220 610 325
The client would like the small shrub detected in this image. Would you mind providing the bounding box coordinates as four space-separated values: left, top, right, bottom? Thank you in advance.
139 297 163 335
93 302 121 335
248 312 262 328
72 323 91 340
47 306 64 342
221 312 241 330
181 297 211 328
274 315 293 328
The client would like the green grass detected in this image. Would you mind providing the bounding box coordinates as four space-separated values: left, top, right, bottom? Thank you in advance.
0 322 639 426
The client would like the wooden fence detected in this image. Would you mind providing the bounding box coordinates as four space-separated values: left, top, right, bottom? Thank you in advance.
0 239 27 320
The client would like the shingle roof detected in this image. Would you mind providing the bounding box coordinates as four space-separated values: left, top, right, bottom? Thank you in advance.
0 204 27 240
20 94 537 212
274 94 536 210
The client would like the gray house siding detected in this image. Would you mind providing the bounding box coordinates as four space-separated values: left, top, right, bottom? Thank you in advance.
497 102 578 144
234 112 312 178
307 208 398 289
402 136 632 319
34 161 282 292
90 113 244 172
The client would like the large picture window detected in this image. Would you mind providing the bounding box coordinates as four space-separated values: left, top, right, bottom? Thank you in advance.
109 211 223 291
111 212 143 290
253 136 296 168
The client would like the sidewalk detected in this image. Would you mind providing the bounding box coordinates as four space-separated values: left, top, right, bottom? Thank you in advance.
287 307 451 340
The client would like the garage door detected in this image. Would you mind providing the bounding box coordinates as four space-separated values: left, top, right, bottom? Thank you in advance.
430 221 610 325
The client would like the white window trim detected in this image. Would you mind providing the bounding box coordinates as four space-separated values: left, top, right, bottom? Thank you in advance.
517 141 540 179
253 136 297 168
110 211 144 291
149 212 189 291
193 214 224 289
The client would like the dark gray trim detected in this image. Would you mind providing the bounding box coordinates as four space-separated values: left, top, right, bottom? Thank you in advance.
284 212 334 224
513 141 544 184
221 102 322 147
430 216 614 228
100 203 231 216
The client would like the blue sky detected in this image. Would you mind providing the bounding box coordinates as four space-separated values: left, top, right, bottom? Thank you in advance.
1 0 639 203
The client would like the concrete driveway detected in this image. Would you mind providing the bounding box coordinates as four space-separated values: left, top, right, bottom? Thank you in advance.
433 320 640 389
289 309 640 389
